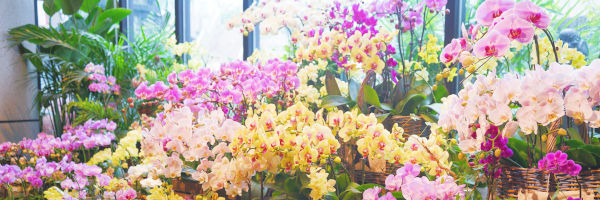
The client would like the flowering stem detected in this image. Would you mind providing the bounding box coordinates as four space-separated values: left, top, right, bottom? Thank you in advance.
396 6 408 93
8 184 13 200
542 29 560 63
328 158 340 197
533 35 542 69
260 172 264 200
361 158 366 185
576 176 582 199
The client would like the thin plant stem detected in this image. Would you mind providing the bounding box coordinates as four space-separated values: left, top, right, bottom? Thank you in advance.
260 172 264 200
542 29 560 63
361 158 366 185
533 35 542 70
328 158 340 197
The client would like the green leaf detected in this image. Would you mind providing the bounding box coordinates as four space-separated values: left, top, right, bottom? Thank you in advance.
376 113 390 123
326 71 342 96
336 174 350 191
90 8 131 33
284 178 300 195
421 103 442 114
357 71 376 113
340 187 361 200
60 0 83 15
325 193 340 200
390 81 407 106
80 0 100 13
321 95 351 108
581 145 600 157
419 113 436 123
364 85 381 108
433 84 448 103
8 24 78 50
43 0 62 16
507 138 537 167
395 94 426 115
380 103 393 111
391 191 403 199
355 183 383 192
567 128 583 142
565 139 585 149
566 148 597 168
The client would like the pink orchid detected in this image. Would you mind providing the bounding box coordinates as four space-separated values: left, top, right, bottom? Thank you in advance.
493 14 535 43
473 30 510 58
440 38 463 63
514 0 550 29
425 0 447 12
475 0 515 27
362 186 382 200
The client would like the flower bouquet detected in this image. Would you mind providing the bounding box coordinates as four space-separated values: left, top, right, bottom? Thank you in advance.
438 0 599 198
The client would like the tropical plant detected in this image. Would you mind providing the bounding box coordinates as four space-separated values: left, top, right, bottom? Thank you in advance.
8 0 176 136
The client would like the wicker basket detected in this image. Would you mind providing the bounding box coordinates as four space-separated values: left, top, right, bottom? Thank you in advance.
383 115 428 137
497 166 600 199
340 115 427 185
173 178 202 199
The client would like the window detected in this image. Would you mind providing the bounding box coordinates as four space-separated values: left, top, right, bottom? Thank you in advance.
124 0 175 42
188 0 243 67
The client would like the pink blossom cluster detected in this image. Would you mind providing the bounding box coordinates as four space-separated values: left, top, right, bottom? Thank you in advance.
538 150 582 177
441 0 549 62
439 61 600 153
0 119 116 158
140 105 251 196
0 157 115 198
60 119 117 150
363 163 464 200
85 63 121 94
370 0 447 32
330 2 378 36
329 2 402 69
135 59 299 116
479 125 513 178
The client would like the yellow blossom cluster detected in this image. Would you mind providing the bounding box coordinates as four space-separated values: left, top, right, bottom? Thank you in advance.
327 109 403 163
146 185 185 200
294 61 327 105
399 124 453 176
531 37 587 68
418 34 443 64
87 129 142 167
231 103 341 172
307 167 336 200
294 30 397 74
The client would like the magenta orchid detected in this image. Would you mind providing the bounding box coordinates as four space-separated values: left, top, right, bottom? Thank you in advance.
473 30 511 58
514 0 551 29
493 14 535 43
538 150 582 177
475 0 515 27
363 163 464 200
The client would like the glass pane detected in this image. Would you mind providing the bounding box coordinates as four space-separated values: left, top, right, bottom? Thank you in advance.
36 0 69 28
259 28 291 58
189 0 243 67
126 0 175 42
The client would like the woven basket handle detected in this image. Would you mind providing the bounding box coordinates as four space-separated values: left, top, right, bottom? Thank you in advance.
546 119 562 153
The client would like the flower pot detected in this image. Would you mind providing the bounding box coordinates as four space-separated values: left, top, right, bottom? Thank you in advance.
340 142 400 185
173 178 203 198
382 115 429 137
496 166 600 199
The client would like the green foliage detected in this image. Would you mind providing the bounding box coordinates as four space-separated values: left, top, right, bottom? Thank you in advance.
8 0 175 136
67 99 120 125
566 148 598 168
